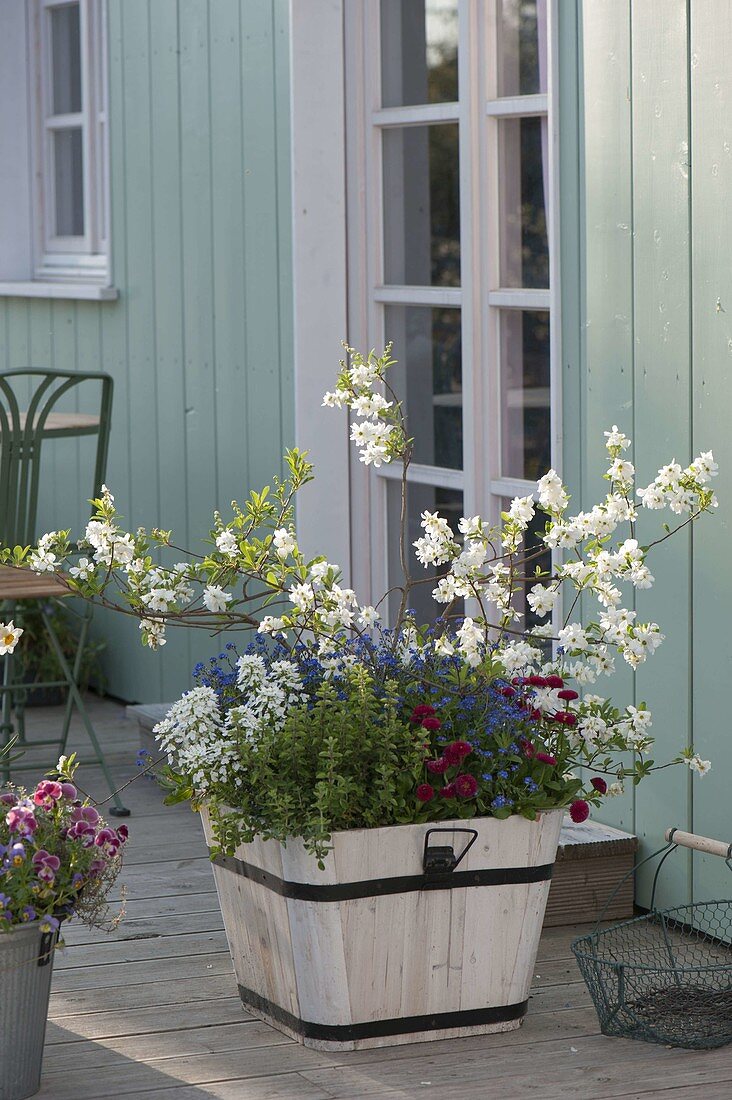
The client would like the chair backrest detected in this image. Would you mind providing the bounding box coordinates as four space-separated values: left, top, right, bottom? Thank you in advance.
0 369 113 547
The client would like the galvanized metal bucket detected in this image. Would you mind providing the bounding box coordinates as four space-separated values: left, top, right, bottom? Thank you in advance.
0 924 57 1100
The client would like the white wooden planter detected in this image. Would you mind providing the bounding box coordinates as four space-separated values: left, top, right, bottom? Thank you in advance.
200 809 563 1050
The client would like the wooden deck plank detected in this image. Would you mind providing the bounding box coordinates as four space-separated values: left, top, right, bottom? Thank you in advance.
48 973 241 1018
46 998 247 1043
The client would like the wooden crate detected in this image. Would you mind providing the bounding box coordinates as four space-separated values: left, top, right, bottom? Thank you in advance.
543 817 638 927
126 702 172 756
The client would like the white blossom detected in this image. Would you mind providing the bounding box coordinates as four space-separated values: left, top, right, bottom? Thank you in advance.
29 548 57 573
604 425 631 451
500 640 539 675
508 495 535 529
527 583 559 618
537 470 569 512
203 585 232 614
687 754 712 777
272 528 297 559
607 458 635 484
216 529 238 556
0 621 22 655
322 388 350 409
351 393 392 418
357 605 380 628
687 451 718 483
257 615 286 635
69 557 94 581
140 618 167 649
558 623 589 653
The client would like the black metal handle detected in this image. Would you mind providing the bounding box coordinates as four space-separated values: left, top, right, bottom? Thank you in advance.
422 827 478 886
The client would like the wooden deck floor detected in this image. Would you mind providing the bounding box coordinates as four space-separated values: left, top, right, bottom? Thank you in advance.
10 698 732 1099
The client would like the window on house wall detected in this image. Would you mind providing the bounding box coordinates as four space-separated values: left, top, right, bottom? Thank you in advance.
32 0 109 282
0 0 112 297
347 0 558 625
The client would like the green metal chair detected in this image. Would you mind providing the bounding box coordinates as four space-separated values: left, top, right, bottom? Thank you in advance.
0 368 129 815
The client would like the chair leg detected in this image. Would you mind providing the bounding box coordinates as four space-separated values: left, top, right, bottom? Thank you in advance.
0 598 18 782
0 651 14 785
56 606 88 763
40 608 130 816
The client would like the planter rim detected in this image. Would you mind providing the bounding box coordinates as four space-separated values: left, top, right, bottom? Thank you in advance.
209 805 565 847
205 808 564 902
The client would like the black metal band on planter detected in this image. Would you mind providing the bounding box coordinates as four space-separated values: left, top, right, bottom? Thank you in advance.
210 850 553 901
237 983 528 1042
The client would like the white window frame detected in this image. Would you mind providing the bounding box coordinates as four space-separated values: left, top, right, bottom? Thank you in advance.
344 0 562 606
29 0 110 285
289 1 561 607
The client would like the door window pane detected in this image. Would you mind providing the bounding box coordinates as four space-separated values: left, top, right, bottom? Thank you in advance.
51 3 82 115
385 305 462 470
53 128 85 237
498 116 549 288
496 0 546 98
381 0 459 107
383 124 460 287
501 496 552 641
500 310 550 481
388 481 464 625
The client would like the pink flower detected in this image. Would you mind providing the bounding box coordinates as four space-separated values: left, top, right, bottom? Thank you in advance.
527 675 548 687
536 752 557 766
553 710 578 727
590 777 608 794
545 675 564 689
416 783 435 802
32 780 63 808
454 774 479 799
421 716 442 731
426 757 449 775
6 804 37 835
444 741 472 765
440 783 457 799
410 704 436 723
569 799 590 823
557 689 579 702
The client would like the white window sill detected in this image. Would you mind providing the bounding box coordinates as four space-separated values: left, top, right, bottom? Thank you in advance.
0 281 118 301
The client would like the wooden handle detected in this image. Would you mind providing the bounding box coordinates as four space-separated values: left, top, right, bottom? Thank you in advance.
665 828 732 858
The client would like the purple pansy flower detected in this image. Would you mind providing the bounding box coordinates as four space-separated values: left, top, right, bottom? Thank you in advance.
70 805 100 827
93 829 120 858
32 850 61 884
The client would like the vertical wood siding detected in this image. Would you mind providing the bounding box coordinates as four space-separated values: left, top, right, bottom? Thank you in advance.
0 0 293 702
567 0 732 904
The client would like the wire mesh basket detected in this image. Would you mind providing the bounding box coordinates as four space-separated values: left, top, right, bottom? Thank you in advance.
572 828 732 1050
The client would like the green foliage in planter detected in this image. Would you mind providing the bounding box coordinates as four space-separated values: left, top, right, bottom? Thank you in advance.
12 604 106 701
178 670 428 865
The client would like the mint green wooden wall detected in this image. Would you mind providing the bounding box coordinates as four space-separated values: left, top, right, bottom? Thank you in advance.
562 0 732 906
0 0 293 704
